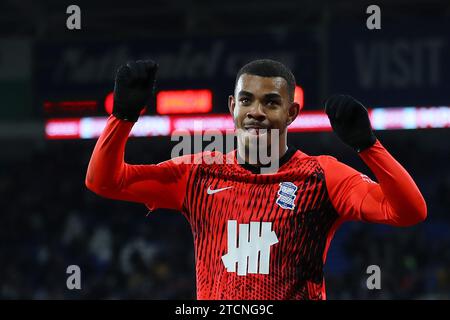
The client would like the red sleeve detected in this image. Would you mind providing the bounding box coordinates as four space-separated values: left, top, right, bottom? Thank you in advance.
85 115 192 212
317 140 427 227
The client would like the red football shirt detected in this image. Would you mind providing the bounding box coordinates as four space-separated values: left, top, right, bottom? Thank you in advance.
86 115 427 300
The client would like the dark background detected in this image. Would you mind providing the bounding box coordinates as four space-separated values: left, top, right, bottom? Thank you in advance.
0 0 449 299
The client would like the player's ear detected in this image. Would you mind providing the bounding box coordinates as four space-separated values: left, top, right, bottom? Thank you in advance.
228 95 235 116
286 102 300 126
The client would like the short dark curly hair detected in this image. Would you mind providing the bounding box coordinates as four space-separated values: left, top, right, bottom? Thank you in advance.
235 59 296 102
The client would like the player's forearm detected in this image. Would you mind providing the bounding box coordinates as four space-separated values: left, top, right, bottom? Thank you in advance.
358 140 427 226
85 115 134 195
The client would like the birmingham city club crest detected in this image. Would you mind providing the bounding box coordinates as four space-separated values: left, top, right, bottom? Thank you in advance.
276 182 298 210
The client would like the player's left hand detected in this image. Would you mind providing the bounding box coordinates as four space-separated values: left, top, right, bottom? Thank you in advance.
324 94 376 152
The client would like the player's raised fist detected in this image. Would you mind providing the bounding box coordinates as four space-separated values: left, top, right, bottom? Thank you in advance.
324 94 376 152
113 59 159 122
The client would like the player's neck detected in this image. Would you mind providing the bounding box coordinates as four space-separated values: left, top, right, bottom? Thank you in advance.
237 143 289 167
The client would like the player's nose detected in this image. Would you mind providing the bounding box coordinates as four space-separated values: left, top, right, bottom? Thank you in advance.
246 103 266 121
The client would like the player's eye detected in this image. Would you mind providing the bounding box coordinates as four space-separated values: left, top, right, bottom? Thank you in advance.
239 98 251 105
266 100 280 107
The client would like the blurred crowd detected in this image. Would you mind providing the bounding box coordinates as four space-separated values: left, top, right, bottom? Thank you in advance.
0 129 449 299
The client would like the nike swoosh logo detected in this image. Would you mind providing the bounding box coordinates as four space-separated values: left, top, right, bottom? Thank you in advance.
207 186 234 195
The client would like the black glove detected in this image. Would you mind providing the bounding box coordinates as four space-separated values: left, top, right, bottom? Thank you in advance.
113 60 158 122
324 94 376 152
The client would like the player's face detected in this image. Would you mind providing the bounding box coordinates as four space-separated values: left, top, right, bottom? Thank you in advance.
228 74 299 151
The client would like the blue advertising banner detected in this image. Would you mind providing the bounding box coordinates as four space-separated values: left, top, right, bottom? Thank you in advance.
35 33 319 116
328 19 450 107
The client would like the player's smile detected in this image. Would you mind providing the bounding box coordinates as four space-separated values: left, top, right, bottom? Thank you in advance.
243 122 271 136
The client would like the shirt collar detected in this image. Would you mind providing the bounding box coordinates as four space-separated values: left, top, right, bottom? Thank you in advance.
236 145 298 174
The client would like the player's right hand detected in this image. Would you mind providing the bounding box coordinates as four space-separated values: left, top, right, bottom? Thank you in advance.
112 60 158 122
